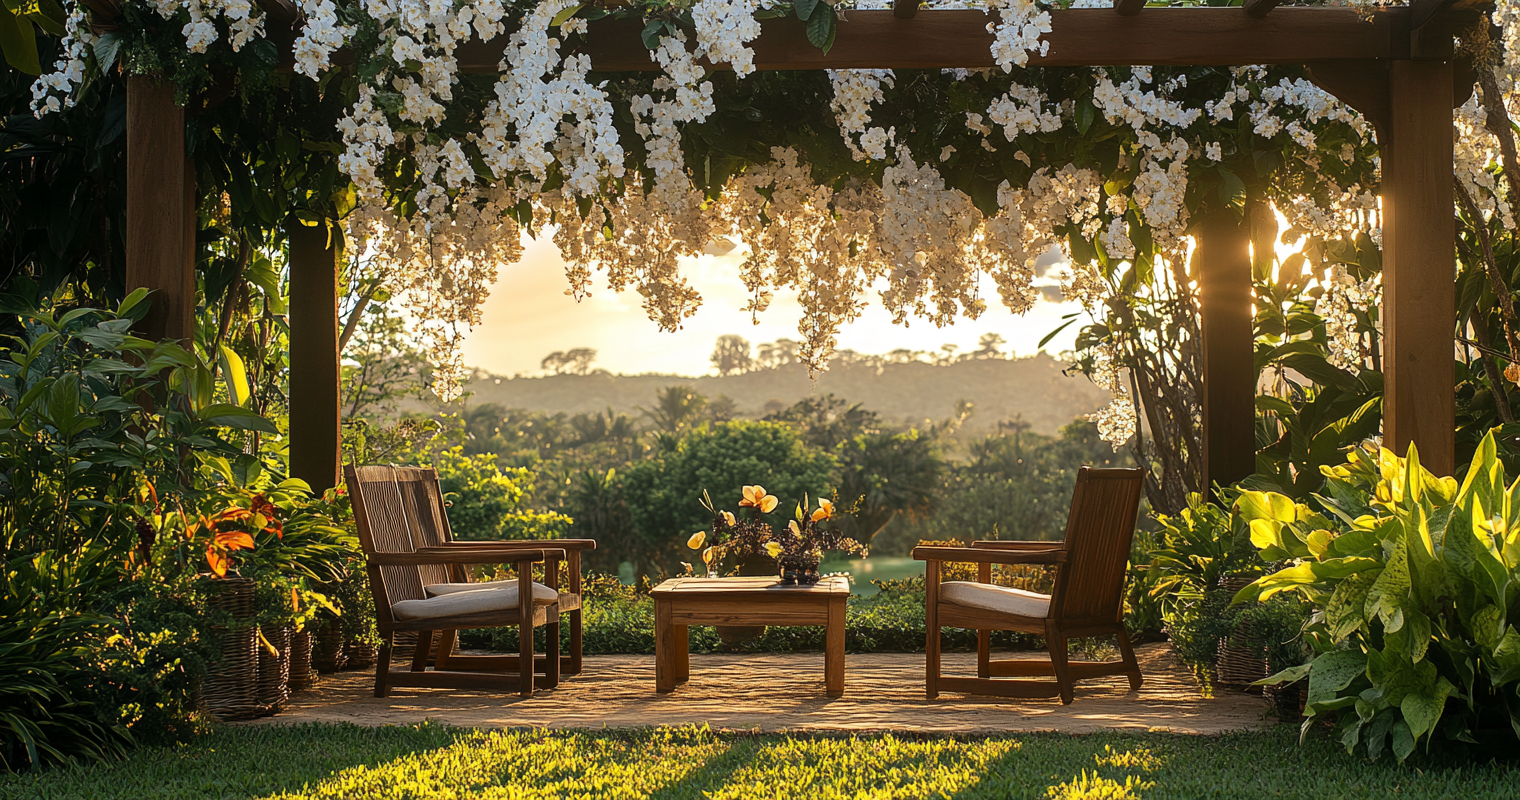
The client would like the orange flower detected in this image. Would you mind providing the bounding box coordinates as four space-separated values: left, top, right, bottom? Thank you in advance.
811 499 834 522
205 529 255 578
739 485 779 513
250 494 283 539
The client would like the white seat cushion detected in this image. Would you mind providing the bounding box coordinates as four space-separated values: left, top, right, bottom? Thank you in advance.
392 583 557 622
940 581 1050 618
425 579 559 601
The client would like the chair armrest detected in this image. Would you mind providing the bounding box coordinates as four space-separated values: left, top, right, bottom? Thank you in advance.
369 548 563 567
911 545 1066 565
435 538 597 551
971 540 1066 550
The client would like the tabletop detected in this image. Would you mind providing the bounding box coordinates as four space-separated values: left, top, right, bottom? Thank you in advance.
650 576 850 598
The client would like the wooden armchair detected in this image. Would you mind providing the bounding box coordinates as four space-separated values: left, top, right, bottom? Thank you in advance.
346 465 568 698
390 466 595 677
913 466 1147 704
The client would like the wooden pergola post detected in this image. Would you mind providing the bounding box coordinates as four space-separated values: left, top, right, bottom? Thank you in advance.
287 219 342 494
1382 58 1456 476
125 76 195 343
1197 207 1257 490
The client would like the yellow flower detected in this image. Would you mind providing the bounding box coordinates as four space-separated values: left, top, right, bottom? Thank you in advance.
765 541 782 558
740 485 779 513
788 520 801 535
721 511 736 526
702 546 718 567
687 531 706 550
811 499 834 522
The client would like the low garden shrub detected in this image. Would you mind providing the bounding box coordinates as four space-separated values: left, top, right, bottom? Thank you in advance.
1237 433 1520 760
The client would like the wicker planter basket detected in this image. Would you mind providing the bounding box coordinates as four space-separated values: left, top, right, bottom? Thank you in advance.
200 577 261 721
1214 575 1267 688
344 639 377 670
312 618 346 673
256 625 292 715
288 628 314 691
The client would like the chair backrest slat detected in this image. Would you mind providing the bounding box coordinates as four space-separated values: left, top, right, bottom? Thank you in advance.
1050 467 1146 623
394 467 453 588
345 465 426 607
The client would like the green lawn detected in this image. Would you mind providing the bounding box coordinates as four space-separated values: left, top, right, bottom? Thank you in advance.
2 723 1514 800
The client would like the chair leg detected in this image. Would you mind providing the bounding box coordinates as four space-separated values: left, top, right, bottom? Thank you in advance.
568 609 583 676
544 614 561 689
434 629 457 670
925 561 940 699
1047 627 1073 705
410 630 434 673
977 629 990 679
1117 629 1144 691
374 631 393 698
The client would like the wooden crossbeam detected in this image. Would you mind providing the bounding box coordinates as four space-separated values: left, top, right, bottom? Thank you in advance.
1242 0 1281 18
892 0 920 20
445 8 1411 73
1112 0 1146 17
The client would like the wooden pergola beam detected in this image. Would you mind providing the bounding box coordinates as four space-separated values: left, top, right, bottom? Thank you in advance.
447 7 1412 72
125 76 194 344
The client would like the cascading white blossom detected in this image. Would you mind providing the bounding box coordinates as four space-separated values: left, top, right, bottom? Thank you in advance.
829 70 896 161
985 0 1052 72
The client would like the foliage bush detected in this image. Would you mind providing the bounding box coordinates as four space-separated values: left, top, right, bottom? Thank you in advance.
421 447 572 541
1238 433 1520 760
620 421 837 575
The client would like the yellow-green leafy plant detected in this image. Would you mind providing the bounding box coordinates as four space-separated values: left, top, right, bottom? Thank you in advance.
1238 432 1520 760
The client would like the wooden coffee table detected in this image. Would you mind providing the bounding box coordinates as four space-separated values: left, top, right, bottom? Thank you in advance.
651 576 849 697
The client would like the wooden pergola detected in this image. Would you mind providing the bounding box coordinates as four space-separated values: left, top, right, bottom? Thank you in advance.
107 1 1480 492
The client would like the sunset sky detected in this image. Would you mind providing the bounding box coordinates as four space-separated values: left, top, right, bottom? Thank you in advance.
458 231 1086 378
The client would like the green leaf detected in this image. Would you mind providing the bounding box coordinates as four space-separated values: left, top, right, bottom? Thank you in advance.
1324 569 1378 642
1075 98 1095 134
641 18 664 50
93 31 122 71
794 0 819 20
1399 675 1453 743
549 3 582 27
1252 662 1312 688
0 2 41 76
116 287 152 319
1307 650 1367 706
198 404 278 434
1391 719 1416 761
806 6 836 53
218 344 251 407
1364 535 1410 626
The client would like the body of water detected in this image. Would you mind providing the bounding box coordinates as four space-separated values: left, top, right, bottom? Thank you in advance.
818 555 924 595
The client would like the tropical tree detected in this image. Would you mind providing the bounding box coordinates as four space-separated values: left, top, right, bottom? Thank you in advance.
710 334 753 376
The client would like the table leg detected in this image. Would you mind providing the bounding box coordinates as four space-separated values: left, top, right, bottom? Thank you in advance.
673 624 690 684
656 597 675 693
825 595 845 697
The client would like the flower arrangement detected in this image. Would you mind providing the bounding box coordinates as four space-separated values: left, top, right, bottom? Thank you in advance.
686 484 864 585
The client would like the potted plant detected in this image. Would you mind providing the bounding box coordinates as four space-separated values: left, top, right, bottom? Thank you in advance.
687 485 865 585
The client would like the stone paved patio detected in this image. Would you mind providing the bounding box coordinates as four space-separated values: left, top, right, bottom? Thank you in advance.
245 644 1272 735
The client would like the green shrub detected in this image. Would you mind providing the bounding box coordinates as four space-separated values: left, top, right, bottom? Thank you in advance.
1238 433 1520 760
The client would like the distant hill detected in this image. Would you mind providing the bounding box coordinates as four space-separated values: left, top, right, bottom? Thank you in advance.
457 354 1108 435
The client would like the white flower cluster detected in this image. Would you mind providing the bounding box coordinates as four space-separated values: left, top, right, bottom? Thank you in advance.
29 3 93 116
292 0 353 79
1083 345 1136 449
985 0 1051 72
987 82 1063 139
1314 266 1380 370
692 0 771 76
142 0 264 54
829 70 896 161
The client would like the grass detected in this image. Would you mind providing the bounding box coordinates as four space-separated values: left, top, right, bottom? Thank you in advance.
2 723 1516 800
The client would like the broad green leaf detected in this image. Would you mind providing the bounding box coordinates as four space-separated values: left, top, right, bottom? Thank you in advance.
1399 675 1453 744
1235 490 1298 524
117 286 152 319
218 344 251 406
805 6 836 53
1364 534 1410 626
1325 569 1379 642
1491 628 1520 686
198 404 278 434
793 0 819 20
1307 650 1367 706
549 3 581 27
0 2 41 75
1391 719 1416 761
1252 662 1311 688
